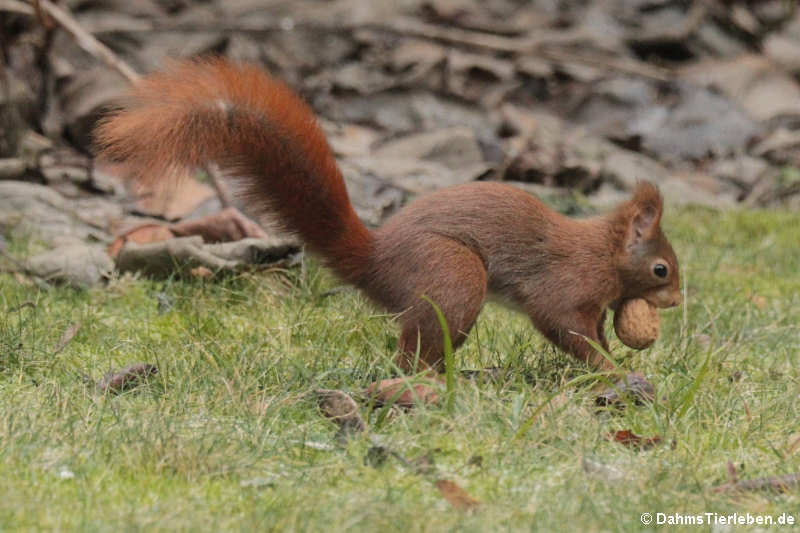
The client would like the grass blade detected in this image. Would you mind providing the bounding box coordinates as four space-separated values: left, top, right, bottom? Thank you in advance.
422 295 455 413
674 346 712 420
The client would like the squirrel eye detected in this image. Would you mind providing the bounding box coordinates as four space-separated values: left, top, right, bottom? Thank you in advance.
653 263 668 278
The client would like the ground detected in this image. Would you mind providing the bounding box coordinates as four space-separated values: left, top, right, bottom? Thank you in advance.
1 206 798 531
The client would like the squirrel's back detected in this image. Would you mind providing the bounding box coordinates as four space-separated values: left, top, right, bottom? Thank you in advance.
369 182 616 310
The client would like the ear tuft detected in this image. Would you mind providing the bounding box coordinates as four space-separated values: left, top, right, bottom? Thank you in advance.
631 181 663 214
627 181 663 244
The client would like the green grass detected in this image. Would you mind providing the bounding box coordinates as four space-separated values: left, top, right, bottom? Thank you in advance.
1 206 798 531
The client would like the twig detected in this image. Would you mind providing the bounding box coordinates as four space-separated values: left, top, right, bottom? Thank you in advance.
31 0 58 132
29 0 139 83
0 0 33 15
24 0 236 210
538 48 672 82
383 16 554 53
31 0 54 30
204 163 234 209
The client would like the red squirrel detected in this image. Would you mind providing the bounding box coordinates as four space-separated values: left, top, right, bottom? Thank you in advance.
96 59 681 400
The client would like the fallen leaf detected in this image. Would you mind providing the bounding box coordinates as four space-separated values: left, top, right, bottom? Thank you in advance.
365 377 440 408
53 322 81 354
170 207 270 243
315 389 366 440
190 266 214 279
595 373 655 407
96 363 158 394
607 430 662 450
108 224 175 259
132 173 216 221
434 479 480 510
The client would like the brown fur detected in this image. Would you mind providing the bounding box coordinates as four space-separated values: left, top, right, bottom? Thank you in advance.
95 59 681 374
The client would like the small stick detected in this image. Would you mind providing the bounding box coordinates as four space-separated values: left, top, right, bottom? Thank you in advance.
205 163 234 209
32 0 140 83
31 0 54 30
25 0 235 210
0 0 33 15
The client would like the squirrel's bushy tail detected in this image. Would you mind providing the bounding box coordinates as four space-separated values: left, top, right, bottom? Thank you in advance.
95 58 372 282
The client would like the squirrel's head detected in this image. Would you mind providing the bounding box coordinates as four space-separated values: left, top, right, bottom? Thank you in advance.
615 182 681 309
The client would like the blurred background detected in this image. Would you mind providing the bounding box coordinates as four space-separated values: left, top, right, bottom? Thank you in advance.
2 0 799 246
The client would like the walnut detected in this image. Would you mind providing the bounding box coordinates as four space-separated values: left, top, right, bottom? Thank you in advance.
614 298 660 349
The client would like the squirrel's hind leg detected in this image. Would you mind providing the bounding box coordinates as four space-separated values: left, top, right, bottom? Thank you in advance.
395 239 487 372
366 238 487 407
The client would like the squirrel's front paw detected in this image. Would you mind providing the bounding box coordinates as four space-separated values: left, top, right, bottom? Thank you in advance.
595 372 655 407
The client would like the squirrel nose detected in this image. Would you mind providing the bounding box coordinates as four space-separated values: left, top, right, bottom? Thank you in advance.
669 293 682 307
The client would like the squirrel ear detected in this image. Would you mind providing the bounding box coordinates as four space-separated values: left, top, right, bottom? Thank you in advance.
627 182 663 245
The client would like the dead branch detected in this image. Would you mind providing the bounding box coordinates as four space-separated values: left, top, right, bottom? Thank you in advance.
29 0 140 83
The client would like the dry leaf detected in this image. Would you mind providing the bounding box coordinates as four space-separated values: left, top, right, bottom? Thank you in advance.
365 377 440 408
596 373 655 407
315 389 366 439
108 224 175 258
96 363 158 394
190 266 214 279
53 322 81 354
607 430 662 450
132 174 216 221
434 479 479 510
170 207 270 243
